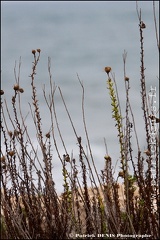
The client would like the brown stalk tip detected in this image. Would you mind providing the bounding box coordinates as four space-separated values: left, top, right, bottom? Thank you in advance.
37 49 41 53
45 132 50 138
0 156 6 162
104 66 112 74
140 21 146 29
125 76 129 81
13 84 19 91
8 151 15 157
118 171 124 178
8 131 13 138
32 49 36 55
14 130 19 137
104 155 111 161
19 88 24 93
0 90 4 95
64 154 70 162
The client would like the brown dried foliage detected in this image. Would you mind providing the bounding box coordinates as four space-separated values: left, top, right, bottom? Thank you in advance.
1 4 159 240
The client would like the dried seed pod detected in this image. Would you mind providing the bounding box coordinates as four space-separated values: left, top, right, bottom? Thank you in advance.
32 49 36 55
104 155 111 162
37 49 41 53
63 154 70 162
104 66 112 74
65 154 70 162
1 156 6 162
19 88 24 93
125 76 129 81
8 131 13 138
118 171 124 178
140 21 146 29
8 151 15 157
0 90 4 95
13 84 19 91
45 132 50 138
14 130 19 137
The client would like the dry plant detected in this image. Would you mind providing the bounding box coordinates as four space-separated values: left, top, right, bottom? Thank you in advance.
0 3 159 240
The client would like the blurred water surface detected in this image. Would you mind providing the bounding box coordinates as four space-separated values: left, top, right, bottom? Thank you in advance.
1 1 159 192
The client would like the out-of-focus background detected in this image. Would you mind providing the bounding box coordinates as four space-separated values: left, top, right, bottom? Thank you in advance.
1 1 159 192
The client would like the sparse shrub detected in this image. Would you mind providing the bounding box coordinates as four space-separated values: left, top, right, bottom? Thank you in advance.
1 3 159 240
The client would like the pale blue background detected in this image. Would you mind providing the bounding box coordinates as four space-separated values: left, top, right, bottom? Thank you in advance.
1 1 159 192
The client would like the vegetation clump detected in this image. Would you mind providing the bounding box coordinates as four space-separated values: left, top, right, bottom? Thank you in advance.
1 4 159 240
